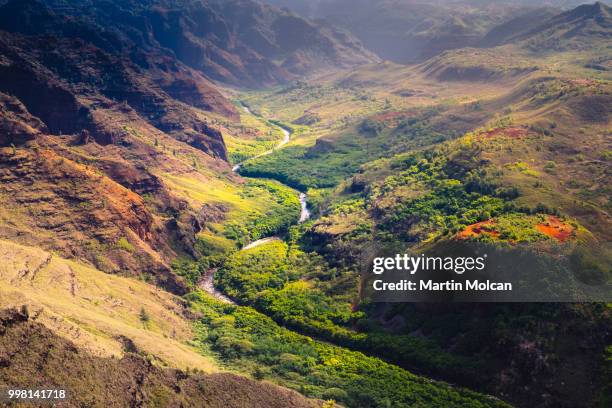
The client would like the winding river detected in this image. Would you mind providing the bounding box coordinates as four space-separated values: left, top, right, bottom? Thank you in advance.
231 105 291 172
234 103 310 226
200 103 310 302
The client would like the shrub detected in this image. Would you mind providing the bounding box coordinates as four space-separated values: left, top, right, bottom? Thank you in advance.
543 161 557 173
139 307 150 328
359 119 383 136
322 388 348 402
116 237 135 253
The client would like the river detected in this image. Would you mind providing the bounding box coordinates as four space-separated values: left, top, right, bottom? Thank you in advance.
232 105 291 172
201 103 311 302
198 268 234 304
233 103 310 224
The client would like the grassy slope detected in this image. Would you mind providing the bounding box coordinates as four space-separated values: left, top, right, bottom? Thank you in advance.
222 101 287 164
0 239 216 373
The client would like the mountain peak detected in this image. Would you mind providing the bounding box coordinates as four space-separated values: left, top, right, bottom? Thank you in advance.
567 1 611 19
511 1 612 52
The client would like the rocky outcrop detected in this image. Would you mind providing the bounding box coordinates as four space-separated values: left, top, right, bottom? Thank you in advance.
0 92 46 146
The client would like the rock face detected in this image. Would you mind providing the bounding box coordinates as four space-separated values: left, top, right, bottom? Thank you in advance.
0 0 226 292
13 0 377 87
0 0 234 159
0 133 185 292
0 93 46 146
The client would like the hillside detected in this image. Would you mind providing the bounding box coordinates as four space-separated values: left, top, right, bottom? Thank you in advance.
478 7 561 47
0 308 319 408
0 23 221 291
228 4 611 406
514 1 612 51
18 0 377 87
0 239 216 371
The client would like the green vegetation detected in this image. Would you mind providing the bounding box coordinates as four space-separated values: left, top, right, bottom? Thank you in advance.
239 110 448 190
239 145 356 190
139 307 151 329
215 239 478 382
368 141 573 243
172 179 301 289
222 180 301 246
164 173 302 252
188 292 511 408
223 102 287 164
115 237 135 253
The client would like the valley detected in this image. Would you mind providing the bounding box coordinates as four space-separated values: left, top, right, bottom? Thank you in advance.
0 1 610 407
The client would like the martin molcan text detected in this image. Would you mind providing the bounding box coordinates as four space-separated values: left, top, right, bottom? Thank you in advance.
373 279 512 292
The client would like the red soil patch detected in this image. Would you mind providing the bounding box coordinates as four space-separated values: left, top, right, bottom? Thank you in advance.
480 127 530 140
535 216 574 242
569 79 596 87
457 220 499 239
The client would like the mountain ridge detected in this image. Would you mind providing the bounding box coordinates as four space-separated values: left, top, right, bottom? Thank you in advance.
20 0 378 87
513 1 612 51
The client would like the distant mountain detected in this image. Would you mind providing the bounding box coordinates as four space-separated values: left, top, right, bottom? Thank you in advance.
266 0 605 15
248 0 323 19
265 1 611 64
207 0 378 78
265 0 540 63
478 7 561 47
16 0 377 87
513 1 612 51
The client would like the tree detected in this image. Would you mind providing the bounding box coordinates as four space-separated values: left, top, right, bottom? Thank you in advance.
359 119 383 136
253 367 265 381
139 307 150 328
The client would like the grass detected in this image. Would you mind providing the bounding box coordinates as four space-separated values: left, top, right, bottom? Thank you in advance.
223 102 286 164
0 239 217 373
163 174 300 247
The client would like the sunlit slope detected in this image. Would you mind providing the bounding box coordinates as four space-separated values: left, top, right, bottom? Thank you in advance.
1 308 319 408
0 239 216 372
221 101 288 164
